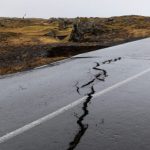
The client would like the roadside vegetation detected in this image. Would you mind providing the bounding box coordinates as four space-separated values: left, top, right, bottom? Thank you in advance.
0 15 150 75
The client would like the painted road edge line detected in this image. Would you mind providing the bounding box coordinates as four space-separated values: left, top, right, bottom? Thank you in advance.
1 67 150 144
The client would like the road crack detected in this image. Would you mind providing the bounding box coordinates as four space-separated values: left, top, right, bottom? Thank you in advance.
67 57 122 150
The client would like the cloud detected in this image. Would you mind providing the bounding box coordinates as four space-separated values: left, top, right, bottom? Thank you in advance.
0 0 149 18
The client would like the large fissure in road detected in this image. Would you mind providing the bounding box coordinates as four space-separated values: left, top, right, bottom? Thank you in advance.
67 57 122 150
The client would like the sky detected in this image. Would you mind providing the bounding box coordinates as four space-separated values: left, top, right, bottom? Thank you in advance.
0 0 150 18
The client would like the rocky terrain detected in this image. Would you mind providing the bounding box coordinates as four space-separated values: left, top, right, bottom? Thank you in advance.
0 15 150 75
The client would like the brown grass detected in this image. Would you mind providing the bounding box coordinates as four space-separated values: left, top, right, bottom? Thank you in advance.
0 56 67 75
0 16 150 75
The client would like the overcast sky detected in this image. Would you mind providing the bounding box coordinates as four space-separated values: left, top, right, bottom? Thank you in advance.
0 0 149 18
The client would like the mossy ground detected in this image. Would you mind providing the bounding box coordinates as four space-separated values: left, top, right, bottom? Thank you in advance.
0 16 150 75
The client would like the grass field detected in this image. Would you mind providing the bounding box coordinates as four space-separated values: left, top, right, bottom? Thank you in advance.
0 16 150 75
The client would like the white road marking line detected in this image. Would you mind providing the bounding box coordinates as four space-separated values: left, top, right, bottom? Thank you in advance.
1 67 150 144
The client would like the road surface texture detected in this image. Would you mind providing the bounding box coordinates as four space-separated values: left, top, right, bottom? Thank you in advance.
0 38 150 150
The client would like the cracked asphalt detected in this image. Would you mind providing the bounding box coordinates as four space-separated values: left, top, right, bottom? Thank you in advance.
0 38 150 150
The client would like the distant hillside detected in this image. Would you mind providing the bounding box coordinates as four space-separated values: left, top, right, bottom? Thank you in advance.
69 16 150 43
0 15 150 75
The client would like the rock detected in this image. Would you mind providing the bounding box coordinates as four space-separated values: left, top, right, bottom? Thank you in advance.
44 30 56 37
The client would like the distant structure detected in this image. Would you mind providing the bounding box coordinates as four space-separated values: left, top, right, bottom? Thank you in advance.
23 13 26 19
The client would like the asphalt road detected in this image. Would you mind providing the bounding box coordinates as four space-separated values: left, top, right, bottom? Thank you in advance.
0 38 150 150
